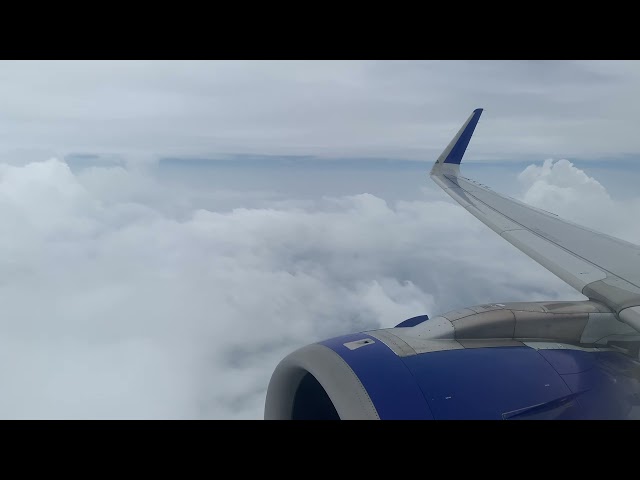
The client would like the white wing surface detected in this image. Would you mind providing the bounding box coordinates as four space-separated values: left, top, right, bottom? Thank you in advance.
430 109 640 331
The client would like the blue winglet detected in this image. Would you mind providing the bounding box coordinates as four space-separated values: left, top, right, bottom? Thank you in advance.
442 108 483 165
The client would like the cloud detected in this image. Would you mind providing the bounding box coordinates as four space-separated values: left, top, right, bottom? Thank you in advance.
0 156 629 419
517 158 640 245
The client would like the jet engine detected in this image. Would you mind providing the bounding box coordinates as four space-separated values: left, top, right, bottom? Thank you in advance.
265 300 640 419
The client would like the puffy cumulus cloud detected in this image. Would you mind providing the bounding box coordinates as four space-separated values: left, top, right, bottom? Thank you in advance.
0 158 588 419
518 158 640 245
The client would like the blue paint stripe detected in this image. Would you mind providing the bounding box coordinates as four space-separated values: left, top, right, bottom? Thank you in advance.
443 108 483 165
320 334 433 420
402 346 571 419
394 315 429 328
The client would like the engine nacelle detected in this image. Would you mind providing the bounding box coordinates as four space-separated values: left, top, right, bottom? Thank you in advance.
265 300 640 419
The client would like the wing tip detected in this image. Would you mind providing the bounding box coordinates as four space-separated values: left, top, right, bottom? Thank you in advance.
436 108 484 167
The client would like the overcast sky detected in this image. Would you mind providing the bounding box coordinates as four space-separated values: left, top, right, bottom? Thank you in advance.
1 60 639 419
3 60 640 163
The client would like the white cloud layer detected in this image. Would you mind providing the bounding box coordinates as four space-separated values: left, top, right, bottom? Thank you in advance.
0 157 632 419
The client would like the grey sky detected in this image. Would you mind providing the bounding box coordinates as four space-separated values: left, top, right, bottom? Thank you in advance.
2 60 640 164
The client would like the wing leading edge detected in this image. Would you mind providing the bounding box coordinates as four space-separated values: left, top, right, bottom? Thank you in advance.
430 109 640 332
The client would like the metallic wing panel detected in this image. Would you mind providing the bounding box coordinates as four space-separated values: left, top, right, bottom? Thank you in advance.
430 109 640 326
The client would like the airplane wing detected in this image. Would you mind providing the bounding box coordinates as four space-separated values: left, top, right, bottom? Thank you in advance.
266 109 640 420
430 109 640 332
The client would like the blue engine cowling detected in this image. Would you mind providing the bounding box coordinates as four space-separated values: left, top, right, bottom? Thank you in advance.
264 304 640 420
